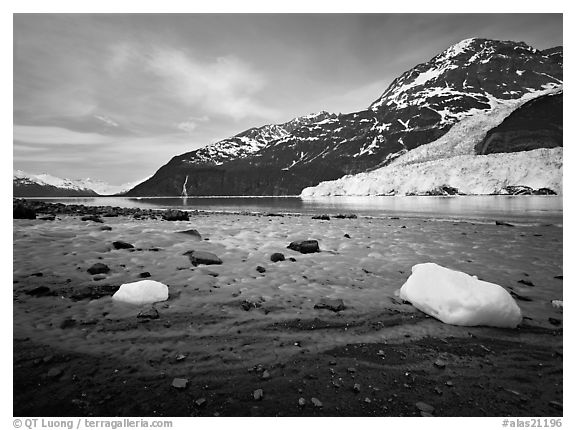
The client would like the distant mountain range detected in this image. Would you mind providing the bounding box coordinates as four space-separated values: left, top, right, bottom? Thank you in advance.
126 37 563 197
13 170 145 197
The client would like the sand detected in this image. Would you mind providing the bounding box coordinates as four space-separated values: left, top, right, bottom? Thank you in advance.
13 209 563 417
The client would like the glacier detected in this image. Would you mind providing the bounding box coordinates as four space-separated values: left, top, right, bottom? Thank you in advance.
399 263 523 328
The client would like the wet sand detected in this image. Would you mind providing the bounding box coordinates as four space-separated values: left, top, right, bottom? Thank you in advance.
13 205 563 417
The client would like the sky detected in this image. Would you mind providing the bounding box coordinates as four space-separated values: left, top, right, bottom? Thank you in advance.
13 13 563 185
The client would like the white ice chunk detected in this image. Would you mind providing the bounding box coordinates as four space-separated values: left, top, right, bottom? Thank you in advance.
112 280 169 305
399 263 522 328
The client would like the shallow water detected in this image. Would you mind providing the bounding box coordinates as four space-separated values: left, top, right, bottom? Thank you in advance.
26 195 563 225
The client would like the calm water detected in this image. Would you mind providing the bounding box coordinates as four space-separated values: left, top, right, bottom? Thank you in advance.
27 196 563 226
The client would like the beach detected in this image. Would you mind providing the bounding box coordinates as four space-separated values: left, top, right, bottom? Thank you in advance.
13 201 563 417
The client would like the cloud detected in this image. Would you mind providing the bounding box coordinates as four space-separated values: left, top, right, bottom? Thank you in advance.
176 115 210 134
94 115 119 127
108 43 278 121
14 125 114 146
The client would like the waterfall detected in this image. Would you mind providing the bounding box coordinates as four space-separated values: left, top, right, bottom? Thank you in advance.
181 175 189 197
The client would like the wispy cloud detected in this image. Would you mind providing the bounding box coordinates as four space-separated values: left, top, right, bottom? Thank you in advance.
176 115 210 134
14 125 113 146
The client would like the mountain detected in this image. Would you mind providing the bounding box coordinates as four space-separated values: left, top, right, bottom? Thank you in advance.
302 88 562 196
126 38 563 196
13 170 146 197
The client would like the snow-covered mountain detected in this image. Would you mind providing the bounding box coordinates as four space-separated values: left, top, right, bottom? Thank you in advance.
13 170 146 197
126 38 563 196
302 88 563 196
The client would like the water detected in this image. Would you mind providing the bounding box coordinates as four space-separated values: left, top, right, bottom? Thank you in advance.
26 195 563 226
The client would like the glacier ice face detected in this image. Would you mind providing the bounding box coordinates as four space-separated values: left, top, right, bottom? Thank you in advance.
112 280 169 305
399 263 522 328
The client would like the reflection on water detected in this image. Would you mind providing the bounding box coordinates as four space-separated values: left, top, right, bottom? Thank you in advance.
26 195 562 225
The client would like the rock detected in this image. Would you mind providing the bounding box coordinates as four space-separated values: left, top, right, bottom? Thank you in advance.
551 300 563 309
270 253 285 262
334 213 358 219
312 214 330 220
314 298 346 312
311 397 323 408
81 215 103 223
171 378 188 389
112 241 134 250
194 398 206 407
13 203 36 219
445 381 454 387
139 272 151 278
298 397 306 407
364 397 371 403
554 275 563 280
433 359 446 369
25 286 53 297
253 389 264 401
415 401 435 414
287 240 320 254
137 307 159 320
517 279 534 287
175 354 187 361
240 300 261 311
510 290 532 302
112 280 169 305
353 383 361 393
100 225 112 231
261 370 271 380
59 318 77 329
46 367 63 378
38 214 56 221
344 234 351 238
162 210 189 221
549 400 562 410
183 250 222 266
87 263 110 275
346 367 356 374
176 229 202 240
256 266 266 273
548 317 561 326
495 220 514 227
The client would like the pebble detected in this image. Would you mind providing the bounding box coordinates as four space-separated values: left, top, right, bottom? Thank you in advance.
415 401 435 414
46 368 63 378
353 383 361 393
298 397 306 407
253 389 264 401
433 359 446 369
194 398 206 407
256 266 266 273
112 241 134 249
171 378 188 389
311 398 323 408
261 370 271 380
270 253 285 263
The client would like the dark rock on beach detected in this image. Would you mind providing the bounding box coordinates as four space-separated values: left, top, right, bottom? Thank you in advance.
314 298 346 312
312 214 330 220
137 307 159 320
184 250 223 266
87 263 110 275
13 203 36 219
287 240 320 254
270 253 285 262
162 210 189 221
112 241 134 250
176 229 202 240
25 286 54 297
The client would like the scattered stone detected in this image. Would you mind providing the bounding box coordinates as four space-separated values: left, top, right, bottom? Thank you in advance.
312 214 330 220
139 272 151 278
162 210 189 221
287 240 320 254
266 213 284 217
241 300 262 311
551 300 563 309
38 214 56 221
289 257 297 262
13 203 36 219
549 400 562 410
364 397 371 404
445 381 454 387
298 397 306 407
183 250 222 266
176 229 202 240
171 378 188 389
137 307 159 320
314 298 346 312
270 253 285 262
495 220 514 227
434 387 443 395
334 214 357 219
415 401 435 414
100 225 112 231
253 389 264 401
517 279 534 287
113 241 134 250
256 266 266 273
344 233 351 239
25 286 53 297
194 398 207 407
46 367 63 378
81 215 103 223
87 263 110 275
93 275 106 281
331 380 341 388
353 383 361 393
347 367 356 374
311 398 323 408
433 359 446 369
261 370 271 380
548 317 561 326
176 354 187 361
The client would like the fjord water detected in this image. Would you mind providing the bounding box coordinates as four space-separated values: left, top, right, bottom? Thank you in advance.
29 195 563 225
